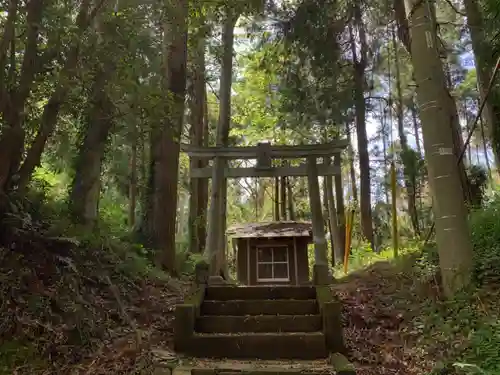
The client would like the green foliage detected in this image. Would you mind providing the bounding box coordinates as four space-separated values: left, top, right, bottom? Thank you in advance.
461 319 500 374
418 189 500 286
469 191 500 285
467 165 489 208
411 194 500 374
0 341 47 375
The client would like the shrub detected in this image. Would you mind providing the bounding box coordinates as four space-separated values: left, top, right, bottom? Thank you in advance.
469 192 500 285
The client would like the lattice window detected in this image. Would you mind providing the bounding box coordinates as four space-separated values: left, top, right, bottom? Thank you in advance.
256 245 290 282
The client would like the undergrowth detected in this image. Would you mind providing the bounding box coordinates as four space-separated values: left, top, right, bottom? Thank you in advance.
0 168 188 374
340 191 500 375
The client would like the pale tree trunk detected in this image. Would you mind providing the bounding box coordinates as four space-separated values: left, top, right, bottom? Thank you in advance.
188 30 208 254
16 0 107 192
463 0 500 170
392 26 419 236
147 0 188 273
349 6 373 248
404 0 474 296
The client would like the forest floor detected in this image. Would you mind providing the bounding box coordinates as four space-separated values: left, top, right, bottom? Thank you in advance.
1 229 498 374
334 257 436 375
0 229 189 374
336 255 500 375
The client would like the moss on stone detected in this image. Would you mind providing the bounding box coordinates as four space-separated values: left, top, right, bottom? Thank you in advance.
315 285 333 307
329 352 356 374
184 285 206 308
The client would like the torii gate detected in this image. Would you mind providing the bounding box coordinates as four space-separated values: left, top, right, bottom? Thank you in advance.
181 140 348 285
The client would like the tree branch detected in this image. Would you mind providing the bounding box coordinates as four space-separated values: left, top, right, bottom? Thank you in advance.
0 0 18 110
15 0 45 112
443 0 466 16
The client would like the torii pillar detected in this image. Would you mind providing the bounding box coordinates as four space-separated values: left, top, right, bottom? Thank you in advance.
307 156 333 285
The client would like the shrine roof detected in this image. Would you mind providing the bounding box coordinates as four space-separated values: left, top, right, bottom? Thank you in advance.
227 221 313 239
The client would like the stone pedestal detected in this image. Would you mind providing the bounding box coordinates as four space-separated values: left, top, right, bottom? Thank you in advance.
313 264 333 285
208 275 227 285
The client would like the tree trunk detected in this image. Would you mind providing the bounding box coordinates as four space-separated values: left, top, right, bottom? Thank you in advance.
16 0 105 192
381 104 389 205
349 9 373 248
447 93 471 205
208 9 239 277
188 31 207 254
463 0 500 170
68 2 119 227
411 96 422 156
392 25 419 236
325 157 342 265
463 101 473 165
334 153 346 254
345 122 358 202
147 0 188 273
479 101 493 179
129 124 138 229
0 0 19 98
68 67 114 225
0 0 44 193
274 177 280 221
287 178 295 221
404 0 474 296
177 191 187 238
280 174 287 220
198 86 210 250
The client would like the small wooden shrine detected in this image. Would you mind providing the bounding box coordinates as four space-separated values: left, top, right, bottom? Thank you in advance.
227 221 313 286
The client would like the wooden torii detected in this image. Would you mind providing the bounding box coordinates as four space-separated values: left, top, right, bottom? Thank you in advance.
181 140 348 285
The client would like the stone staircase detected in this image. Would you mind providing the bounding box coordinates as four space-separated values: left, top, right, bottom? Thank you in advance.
174 285 344 360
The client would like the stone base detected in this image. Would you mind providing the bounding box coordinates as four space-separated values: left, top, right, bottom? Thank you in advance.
208 275 228 285
194 260 210 284
313 264 334 285
329 353 355 375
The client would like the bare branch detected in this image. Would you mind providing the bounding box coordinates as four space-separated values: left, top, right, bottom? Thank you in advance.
443 0 466 16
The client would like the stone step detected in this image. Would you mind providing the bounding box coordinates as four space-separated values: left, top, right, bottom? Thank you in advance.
189 369 334 375
172 358 334 375
195 314 322 333
185 332 328 359
205 286 316 301
201 299 318 316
